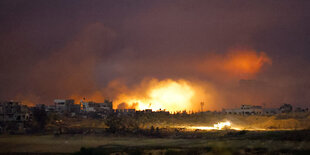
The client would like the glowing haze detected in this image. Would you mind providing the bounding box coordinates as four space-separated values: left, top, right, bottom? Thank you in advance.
111 50 271 112
59 49 271 112
199 49 271 80
223 50 271 77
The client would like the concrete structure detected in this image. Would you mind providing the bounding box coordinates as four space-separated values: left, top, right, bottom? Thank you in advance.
144 109 153 113
115 109 135 113
35 104 56 112
81 99 113 113
54 99 80 114
0 101 30 122
135 109 170 116
45 105 56 112
115 109 136 116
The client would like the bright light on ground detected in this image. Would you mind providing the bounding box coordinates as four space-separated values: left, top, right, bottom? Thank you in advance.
188 121 240 130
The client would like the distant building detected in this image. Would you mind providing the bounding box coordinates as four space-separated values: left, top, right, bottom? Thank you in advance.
263 108 279 115
54 99 80 114
81 99 113 113
0 101 30 122
223 105 263 115
45 105 56 112
294 107 308 113
135 109 153 114
115 109 136 116
35 104 56 112
155 109 170 115
135 109 170 116
144 109 153 113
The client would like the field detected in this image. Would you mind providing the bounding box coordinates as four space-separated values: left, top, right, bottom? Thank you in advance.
0 130 310 154
61 112 310 131
1 113 310 154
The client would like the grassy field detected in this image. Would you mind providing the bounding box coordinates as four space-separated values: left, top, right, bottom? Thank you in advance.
0 130 310 154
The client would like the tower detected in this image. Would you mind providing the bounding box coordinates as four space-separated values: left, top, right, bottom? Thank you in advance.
200 101 204 112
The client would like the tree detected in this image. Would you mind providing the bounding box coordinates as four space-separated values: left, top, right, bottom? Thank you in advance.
104 113 122 133
104 113 140 133
279 104 293 113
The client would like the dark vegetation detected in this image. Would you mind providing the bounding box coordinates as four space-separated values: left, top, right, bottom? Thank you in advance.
75 142 310 155
17 111 310 136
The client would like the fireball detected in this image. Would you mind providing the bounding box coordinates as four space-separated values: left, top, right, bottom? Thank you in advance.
144 80 194 111
114 79 201 113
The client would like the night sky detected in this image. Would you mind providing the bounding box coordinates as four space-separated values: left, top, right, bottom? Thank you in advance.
0 0 309 109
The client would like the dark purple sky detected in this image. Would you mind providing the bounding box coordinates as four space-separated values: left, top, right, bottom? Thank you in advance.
0 0 309 108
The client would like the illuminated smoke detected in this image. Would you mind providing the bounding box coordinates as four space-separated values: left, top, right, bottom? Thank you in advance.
198 49 272 79
117 102 138 109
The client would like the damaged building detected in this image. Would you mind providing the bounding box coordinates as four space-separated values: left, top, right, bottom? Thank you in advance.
0 101 31 122
0 101 31 133
81 99 113 112
54 99 81 115
81 99 113 118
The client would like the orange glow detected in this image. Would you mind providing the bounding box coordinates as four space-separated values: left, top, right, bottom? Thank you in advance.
199 49 272 79
223 50 271 76
114 79 210 113
21 100 35 107
70 91 106 103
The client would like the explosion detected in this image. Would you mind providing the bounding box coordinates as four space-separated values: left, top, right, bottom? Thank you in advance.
114 79 208 113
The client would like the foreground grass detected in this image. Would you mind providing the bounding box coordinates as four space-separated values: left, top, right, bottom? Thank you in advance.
0 131 310 154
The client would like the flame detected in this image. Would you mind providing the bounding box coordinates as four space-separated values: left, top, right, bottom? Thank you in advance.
214 121 231 130
189 121 232 130
114 79 208 113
